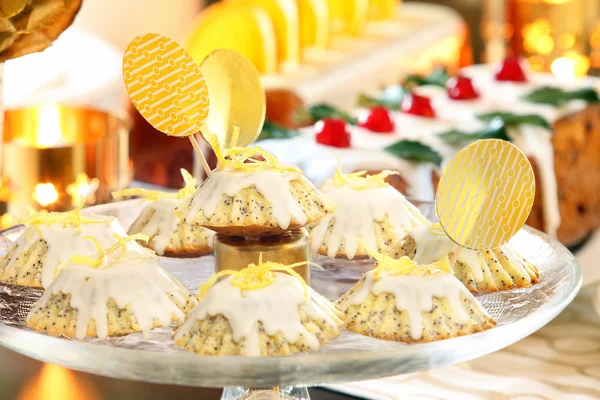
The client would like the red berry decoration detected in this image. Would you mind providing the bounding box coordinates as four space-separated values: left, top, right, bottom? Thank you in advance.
447 75 479 100
401 93 436 118
358 107 395 133
314 118 351 148
495 56 528 82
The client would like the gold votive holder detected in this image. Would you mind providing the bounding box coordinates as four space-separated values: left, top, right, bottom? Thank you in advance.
214 229 311 284
1 104 132 216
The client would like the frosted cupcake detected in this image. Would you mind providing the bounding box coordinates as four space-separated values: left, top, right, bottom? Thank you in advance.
174 261 345 356
0 207 138 288
308 168 429 259
113 169 215 256
26 235 197 339
337 243 495 343
177 136 337 237
398 223 539 293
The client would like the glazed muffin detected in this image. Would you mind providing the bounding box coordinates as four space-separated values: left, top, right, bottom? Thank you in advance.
177 136 336 236
308 168 429 259
114 169 215 256
174 261 345 356
0 208 139 288
26 236 196 339
397 223 539 293
336 244 495 343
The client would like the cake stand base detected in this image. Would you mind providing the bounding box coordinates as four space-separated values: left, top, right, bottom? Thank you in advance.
221 386 310 400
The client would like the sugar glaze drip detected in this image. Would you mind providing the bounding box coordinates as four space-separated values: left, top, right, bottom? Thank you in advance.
184 168 317 230
174 273 339 356
28 255 193 339
310 183 429 259
338 268 472 340
4 215 139 288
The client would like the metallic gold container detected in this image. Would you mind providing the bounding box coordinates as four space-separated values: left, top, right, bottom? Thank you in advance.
214 229 311 284
2 104 132 214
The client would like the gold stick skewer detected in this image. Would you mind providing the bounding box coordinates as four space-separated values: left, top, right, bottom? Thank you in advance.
188 135 211 177
449 244 463 268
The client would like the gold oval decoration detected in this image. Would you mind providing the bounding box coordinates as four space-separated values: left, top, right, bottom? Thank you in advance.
436 139 535 250
199 49 266 148
122 33 210 137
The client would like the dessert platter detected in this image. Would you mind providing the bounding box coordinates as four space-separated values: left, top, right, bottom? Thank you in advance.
0 38 583 400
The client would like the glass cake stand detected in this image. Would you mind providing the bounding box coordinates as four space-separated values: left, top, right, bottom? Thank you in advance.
0 200 582 400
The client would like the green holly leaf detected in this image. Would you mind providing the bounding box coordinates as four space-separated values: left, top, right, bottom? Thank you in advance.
439 118 510 145
404 67 450 89
477 111 550 130
384 140 443 167
357 85 407 109
523 86 600 106
257 120 299 141
296 104 357 125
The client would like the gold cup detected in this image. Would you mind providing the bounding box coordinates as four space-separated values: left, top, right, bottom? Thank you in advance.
214 229 311 284
2 104 132 214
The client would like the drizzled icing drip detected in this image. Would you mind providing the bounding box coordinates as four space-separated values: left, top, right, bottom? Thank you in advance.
5 215 139 288
174 273 338 356
184 169 314 230
28 255 192 339
409 224 485 283
134 198 216 255
310 182 429 259
136 198 180 255
339 268 471 340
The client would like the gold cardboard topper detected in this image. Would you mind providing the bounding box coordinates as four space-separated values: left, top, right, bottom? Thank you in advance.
436 139 535 250
122 33 210 138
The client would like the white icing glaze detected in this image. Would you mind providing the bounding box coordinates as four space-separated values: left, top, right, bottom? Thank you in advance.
27 254 193 339
409 225 485 282
184 168 318 230
134 198 215 255
258 137 436 200
310 183 429 259
339 268 472 340
5 215 142 288
261 65 600 238
174 273 338 356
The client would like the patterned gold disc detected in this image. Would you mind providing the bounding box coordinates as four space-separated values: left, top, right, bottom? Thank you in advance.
122 33 210 137
436 139 535 250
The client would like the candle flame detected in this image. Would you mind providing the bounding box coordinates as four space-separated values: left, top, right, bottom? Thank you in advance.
66 173 99 207
18 363 101 400
33 183 59 207
36 105 63 148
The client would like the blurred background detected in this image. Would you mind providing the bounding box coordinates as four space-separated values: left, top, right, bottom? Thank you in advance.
0 0 599 399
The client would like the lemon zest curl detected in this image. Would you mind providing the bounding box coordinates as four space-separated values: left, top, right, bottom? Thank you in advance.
205 133 299 173
55 233 150 274
198 260 313 301
112 169 196 201
330 164 398 190
356 239 453 279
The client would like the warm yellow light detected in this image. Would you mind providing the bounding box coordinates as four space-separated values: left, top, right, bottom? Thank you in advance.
591 22 600 49
327 0 369 36
18 364 101 400
536 35 554 55
527 55 545 71
36 105 63 148
0 213 14 229
33 183 59 207
558 33 575 50
66 173 100 207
